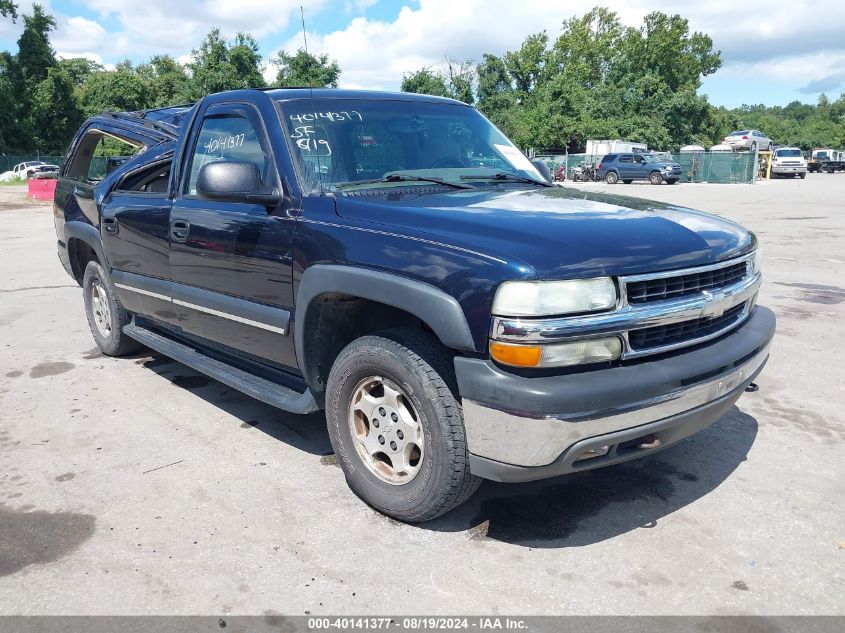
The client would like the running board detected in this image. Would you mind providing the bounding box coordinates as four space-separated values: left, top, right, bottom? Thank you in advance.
124 323 319 414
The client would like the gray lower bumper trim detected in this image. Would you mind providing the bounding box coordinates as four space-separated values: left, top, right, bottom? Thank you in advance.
463 342 769 469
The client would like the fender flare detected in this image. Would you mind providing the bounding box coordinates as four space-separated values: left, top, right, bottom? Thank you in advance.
64 220 108 271
295 265 477 386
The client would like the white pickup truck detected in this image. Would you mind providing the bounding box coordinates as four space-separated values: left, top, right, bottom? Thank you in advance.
770 147 807 179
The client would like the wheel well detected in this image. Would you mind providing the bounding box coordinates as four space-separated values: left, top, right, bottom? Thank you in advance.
67 238 99 285
301 294 430 394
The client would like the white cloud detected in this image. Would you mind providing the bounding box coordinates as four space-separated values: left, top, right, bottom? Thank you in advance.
268 0 845 95
74 0 327 58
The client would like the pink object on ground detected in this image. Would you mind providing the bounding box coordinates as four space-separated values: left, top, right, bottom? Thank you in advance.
27 178 58 201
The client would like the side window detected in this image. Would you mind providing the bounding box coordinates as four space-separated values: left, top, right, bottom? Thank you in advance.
64 130 144 183
184 112 271 196
633 155 645 164
619 155 633 164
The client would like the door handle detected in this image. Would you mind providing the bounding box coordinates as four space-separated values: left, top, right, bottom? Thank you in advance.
102 217 118 235
170 219 190 242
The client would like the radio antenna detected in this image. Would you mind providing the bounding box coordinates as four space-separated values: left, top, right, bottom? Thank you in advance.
299 5 325 192
300 6 312 90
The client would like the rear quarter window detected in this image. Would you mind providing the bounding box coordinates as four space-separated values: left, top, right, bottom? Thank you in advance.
602 154 617 163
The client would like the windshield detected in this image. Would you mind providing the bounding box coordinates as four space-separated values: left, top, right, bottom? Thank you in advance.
776 149 801 157
642 154 670 163
277 98 544 193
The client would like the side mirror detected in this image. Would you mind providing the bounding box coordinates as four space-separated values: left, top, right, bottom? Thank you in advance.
531 160 553 183
196 160 280 206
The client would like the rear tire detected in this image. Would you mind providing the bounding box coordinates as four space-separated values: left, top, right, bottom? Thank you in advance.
605 171 619 184
649 171 663 185
799 173 806 179
326 328 480 522
82 261 142 356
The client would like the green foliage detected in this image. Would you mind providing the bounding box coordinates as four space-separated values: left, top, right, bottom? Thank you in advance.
136 55 192 106
15 4 55 89
59 57 104 87
0 0 17 21
78 61 152 115
30 66 83 149
272 48 341 88
400 61 475 104
187 29 266 99
401 68 450 98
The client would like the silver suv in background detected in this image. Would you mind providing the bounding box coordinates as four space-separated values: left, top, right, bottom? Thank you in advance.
723 130 773 152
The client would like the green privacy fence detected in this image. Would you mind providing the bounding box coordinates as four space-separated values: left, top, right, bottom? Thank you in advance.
535 152 758 183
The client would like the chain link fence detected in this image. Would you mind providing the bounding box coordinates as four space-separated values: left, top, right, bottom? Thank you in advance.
535 152 758 184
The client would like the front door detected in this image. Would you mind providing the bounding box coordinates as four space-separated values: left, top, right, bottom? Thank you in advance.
168 103 298 371
617 154 634 178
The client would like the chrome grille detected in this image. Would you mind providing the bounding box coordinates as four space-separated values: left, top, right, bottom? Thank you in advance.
625 260 748 304
628 303 746 351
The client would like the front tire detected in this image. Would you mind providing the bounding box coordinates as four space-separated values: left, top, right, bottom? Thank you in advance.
82 261 142 356
649 171 663 185
326 328 480 522
605 171 619 184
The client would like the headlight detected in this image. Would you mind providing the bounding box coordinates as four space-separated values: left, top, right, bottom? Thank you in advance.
490 337 622 368
492 277 617 317
749 250 762 276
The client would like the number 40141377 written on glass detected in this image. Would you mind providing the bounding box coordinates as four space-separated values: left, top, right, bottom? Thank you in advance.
204 134 245 154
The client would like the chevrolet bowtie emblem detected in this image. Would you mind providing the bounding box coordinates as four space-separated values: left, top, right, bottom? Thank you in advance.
701 290 729 319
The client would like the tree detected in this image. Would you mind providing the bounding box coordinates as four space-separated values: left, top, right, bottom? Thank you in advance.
0 0 16 21
401 68 450 98
187 29 266 99
136 55 191 106
15 4 56 89
58 57 103 88
78 61 152 115
400 61 475 104
30 67 83 150
272 48 340 88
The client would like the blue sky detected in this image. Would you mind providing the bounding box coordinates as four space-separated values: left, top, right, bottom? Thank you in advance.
2 0 844 109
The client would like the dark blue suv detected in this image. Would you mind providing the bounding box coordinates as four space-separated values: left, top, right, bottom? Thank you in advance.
53 89 773 522
597 152 683 185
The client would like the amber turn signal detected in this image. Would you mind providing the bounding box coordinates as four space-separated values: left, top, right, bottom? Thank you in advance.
489 341 542 367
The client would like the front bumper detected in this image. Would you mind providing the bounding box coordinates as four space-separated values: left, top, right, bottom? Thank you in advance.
772 165 807 175
456 306 775 482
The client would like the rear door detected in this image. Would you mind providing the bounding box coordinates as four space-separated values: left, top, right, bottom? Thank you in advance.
168 102 298 371
60 120 179 325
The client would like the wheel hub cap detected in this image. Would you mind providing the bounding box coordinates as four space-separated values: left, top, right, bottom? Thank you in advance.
348 376 424 485
90 279 112 337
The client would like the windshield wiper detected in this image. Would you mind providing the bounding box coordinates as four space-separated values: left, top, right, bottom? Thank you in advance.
459 172 552 187
332 174 474 190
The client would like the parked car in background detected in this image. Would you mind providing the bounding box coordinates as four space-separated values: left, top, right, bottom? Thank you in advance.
597 152 682 185
12 160 60 179
723 130 773 153
770 147 807 178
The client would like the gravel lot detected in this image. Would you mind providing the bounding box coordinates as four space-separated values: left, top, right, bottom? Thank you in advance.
0 176 842 615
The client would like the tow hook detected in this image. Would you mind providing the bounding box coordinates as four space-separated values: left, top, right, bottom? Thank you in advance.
745 382 759 392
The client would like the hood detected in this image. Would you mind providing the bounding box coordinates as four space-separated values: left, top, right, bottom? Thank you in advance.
334 186 755 279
